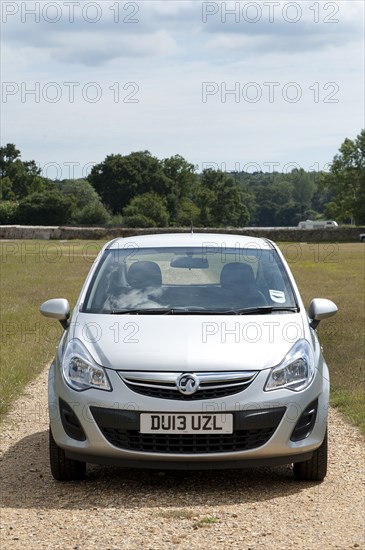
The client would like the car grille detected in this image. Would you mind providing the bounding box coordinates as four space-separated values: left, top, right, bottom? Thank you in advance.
118 371 258 400
98 427 276 453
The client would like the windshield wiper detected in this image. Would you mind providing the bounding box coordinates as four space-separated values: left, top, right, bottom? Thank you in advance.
110 306 299 315
110 307 208 315
225 306 299 315
110 308 175 315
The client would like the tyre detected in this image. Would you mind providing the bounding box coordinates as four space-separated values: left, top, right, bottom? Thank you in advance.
49 427 86 481
293 429 328 481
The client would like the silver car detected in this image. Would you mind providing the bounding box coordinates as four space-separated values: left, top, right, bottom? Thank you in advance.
40 233 337 481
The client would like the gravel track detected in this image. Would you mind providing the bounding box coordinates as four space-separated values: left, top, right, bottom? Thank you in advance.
1 366 364 550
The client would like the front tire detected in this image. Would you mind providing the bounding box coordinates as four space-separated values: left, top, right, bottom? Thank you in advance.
49 427 86 481
293 429 328 481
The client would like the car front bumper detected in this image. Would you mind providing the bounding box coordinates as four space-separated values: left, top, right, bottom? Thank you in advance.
49 358 329 470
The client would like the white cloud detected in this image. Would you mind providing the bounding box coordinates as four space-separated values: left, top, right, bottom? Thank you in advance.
50 30 181 66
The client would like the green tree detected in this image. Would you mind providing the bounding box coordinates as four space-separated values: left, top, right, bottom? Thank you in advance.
196 184 215 226
253 201 277 227
88 151 170 214
0 143 20 168
0 143 45 199
178 197 201 227
210 179 249 226
0 201 19 224
248 176 293 226
76 203 111 225
290 168 315 207
195 170 223 226
55 179 109 224
275 202 303 226
162 155 198 225
197 170 249 227
0 177 13 200
320 130 365 224
323 201 343 222
16 189 73 225
56 179 103 209
123 192 169 227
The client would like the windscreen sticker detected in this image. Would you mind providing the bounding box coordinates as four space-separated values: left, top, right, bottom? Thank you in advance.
269 289 286 303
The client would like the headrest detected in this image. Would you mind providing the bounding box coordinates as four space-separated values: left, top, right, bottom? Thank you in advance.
127 261 162 289
220 262 255 288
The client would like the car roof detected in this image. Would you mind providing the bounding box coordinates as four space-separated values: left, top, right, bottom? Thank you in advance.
106 233 274 250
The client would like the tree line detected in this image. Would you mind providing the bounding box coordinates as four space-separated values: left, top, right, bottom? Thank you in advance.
0 130 364 227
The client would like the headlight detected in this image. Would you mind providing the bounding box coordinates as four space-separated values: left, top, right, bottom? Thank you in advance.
265 339 315 392
62 339 111 391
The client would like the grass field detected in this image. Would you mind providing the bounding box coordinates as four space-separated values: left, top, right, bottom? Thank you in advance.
0 241 104 418
0 240 364 432
282 242 365 432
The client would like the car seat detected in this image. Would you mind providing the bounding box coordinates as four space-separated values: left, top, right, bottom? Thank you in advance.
220 262 267 307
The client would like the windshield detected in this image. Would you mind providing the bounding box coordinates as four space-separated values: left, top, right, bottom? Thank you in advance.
82 246 298 314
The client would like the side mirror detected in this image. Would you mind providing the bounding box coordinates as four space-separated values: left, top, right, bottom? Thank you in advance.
308 298 338 329
40 298 70 330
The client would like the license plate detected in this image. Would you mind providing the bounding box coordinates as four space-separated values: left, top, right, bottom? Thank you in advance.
140 413 233 434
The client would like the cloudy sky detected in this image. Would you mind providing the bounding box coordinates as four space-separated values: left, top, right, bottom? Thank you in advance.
1 0 364 179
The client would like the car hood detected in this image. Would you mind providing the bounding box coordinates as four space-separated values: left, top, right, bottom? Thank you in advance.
72 313 306 372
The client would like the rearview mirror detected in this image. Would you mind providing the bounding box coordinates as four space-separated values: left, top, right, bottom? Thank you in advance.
170 256 209 269
308 298 338 329
40 298 70 329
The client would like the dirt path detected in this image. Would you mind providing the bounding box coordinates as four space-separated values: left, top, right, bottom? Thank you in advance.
1 366 364 550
